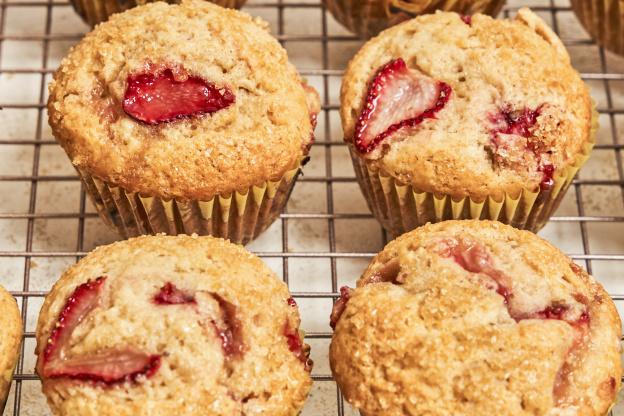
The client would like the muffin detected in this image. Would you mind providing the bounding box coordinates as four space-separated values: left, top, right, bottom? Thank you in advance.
340 8 596 236
329 220 622 416
48 0 320 245
571 0 624 56
35 234 313 416
323 0 504 39
0 284 22 413
70 0 246 27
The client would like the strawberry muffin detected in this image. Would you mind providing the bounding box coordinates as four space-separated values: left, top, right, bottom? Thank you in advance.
329 220 622 416
35 234 313 416
323 0 504 39
341 8 596 236
0 284 22 413
571 0 624 56
48 0 319 245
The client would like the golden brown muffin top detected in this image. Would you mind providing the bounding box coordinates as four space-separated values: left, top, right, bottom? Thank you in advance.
341 9 592 200
330 220 622 416
48 0 317 201
35 234 312 416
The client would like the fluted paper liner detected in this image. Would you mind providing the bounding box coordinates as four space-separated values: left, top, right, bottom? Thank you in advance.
71 0 247 27
350 100 598 236
76 155 305 245
1 351 19 413
322 0 505 39
571 0 624 56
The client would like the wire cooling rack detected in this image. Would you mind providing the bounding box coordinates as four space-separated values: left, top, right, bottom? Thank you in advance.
1 0 624 414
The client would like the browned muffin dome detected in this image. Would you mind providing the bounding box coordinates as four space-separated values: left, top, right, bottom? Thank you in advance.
35 234 313 416
330 220 621 416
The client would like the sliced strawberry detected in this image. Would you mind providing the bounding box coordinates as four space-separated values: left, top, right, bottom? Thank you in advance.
354 58 451 156
329 286 355 330
436 237 512 303
45 348 161 385
123 69 235 125
153 282 196 305
41 276 162 385
210 293 245 358
44 276 108 364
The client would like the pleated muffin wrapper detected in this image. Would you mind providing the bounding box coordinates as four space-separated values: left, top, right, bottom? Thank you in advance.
349 102 598 237
77 155 306 246
571 0 624 56
322 0 505 39
71 0 246 27
0 351 20 413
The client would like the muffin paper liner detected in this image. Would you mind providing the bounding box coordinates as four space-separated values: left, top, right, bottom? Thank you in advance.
571 0 624 56
71 0 247 27
0 352 20 413
322 0 505 39
349 100 598 236
77 155 305 245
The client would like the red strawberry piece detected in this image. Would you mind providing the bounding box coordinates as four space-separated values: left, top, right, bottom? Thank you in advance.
46 348 161 385
123 69 235 125
283 296 313 371
41 276 161 385
459 14 472 25
491 105 556 189
354 58 451 156
437 237 512 303
43 277 108 366
210 293 245 358
283 323 314 372
500 107 538 137
329 286 355 330
153 282 196 305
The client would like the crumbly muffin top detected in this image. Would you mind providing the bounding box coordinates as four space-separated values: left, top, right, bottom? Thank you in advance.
0 284 22 387
35 234 312 416
341 9 592 200
330 220 622 416
48 0 317 201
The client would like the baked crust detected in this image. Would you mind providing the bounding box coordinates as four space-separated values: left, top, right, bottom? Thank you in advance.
48 0 316 201
35 234 313 416
0 284 22 408
330 220 622 416
340 9 591 200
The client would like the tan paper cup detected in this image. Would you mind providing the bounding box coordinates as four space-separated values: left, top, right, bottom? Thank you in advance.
77 155 306 245
71 0 247 27
323 0 505 39
571 0 624 56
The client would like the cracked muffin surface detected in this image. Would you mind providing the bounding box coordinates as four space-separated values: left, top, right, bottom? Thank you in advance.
330 220 621 416
35 234 313 416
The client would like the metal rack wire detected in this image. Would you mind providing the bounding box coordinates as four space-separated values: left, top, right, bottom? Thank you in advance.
1 0 623 414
